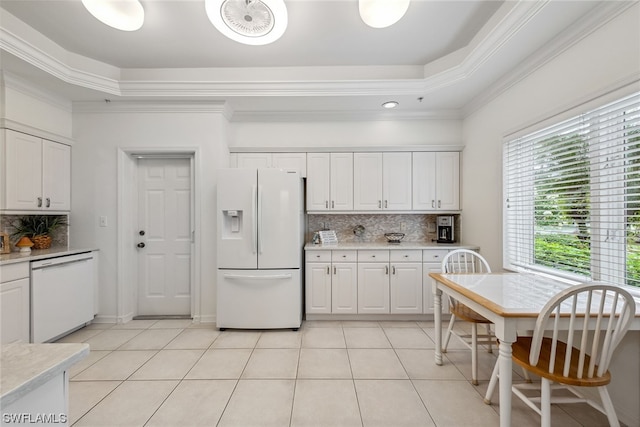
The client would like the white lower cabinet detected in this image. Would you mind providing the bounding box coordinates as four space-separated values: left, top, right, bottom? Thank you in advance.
357 262 390 314
390 255 423 314
305 261 332 314
331 263 358 314
0 262 30 344
305 247 470 317
422 250 450 314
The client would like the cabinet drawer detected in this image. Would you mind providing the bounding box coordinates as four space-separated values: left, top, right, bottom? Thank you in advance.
422 250 449 263
306 251 331 262
390 250 422 262
358 250 389 262
0 263 30 283
332 250 357 262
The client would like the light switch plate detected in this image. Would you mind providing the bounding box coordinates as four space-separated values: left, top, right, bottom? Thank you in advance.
100 216 108 227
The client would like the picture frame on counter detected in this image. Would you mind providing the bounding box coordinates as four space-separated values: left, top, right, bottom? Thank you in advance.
0 233 10 254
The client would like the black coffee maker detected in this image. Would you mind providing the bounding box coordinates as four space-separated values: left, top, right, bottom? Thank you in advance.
436 215 455 243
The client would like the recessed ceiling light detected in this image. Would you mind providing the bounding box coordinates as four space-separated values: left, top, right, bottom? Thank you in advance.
359 0 410 29
82 0 144 31
382 101 399 109
205 0 288 46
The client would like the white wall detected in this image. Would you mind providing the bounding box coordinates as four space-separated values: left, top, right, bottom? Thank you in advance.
229 118 462 149
462 5 640 424
71 104 229 323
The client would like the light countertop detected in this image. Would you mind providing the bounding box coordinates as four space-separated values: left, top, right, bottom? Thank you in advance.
0 342 89 407
304 241 479 250
0 247 98 266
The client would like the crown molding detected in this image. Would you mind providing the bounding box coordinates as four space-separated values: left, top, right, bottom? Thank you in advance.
0 1 556 102
228 109 462 123
462 1 637 118
72 100 231 117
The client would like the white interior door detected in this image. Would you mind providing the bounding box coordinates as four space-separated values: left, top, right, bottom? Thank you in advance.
137 158 192 316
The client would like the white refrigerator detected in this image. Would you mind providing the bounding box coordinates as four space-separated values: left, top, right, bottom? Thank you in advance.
216 168 303 330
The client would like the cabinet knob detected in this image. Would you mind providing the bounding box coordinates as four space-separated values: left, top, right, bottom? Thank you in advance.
385 265 389 275
332 201 335 209
137 242 145 248
432 200 435 208
378 200 382 208
37 197 42 207
385 200 388 208
45 197 51 208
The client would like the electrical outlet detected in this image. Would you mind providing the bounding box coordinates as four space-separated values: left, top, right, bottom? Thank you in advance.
427 222 436 233
400 222 406 232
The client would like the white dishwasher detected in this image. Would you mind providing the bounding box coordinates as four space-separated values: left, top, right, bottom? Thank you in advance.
30 252 95 343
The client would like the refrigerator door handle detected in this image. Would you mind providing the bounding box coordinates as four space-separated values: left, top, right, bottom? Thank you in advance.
257 184 263 255
252 185 258 254
223 273 293 280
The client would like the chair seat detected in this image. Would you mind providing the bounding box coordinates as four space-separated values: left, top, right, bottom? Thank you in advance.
512 336 611 387
450 302 491 324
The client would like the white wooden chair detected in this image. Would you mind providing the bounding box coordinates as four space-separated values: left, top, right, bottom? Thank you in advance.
484 282 636 427
441 248 494 385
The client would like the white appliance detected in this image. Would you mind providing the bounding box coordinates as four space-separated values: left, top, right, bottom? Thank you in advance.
30 252 95 342
216 168 303 330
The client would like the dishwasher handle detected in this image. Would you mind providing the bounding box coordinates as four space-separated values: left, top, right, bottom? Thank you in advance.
31 252 93 270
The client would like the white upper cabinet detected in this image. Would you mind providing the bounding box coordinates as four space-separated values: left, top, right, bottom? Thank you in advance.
354 152 411 211
383 152 412 210
353 153 383 210
435 152 460 211
42 140 71 211
236 153 272 169
306 153 353 211
1 129 71 211
412 152 459 211
235 153 307 176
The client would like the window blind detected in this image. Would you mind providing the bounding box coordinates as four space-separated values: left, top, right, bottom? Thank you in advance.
504 91 640 287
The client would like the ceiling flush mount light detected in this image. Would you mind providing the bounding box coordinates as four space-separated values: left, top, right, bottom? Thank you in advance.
205 0 288 45
359 0 410 29
382 101 399 109
81 0 144 31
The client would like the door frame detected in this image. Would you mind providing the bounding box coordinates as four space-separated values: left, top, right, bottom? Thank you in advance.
117 148 201 323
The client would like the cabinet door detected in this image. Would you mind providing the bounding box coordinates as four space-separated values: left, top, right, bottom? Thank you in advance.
353 153 383 210
357 262 389 313
2 130 43 210
1 278 30 343
42 140 71 211
330 153 353 210
272 153 307 177
412 152 437 210
435 152 460 210
306 153 330 211
390 262 423 314
236 153 272 169
305 262 332 313
422 262 449 314
331 263 357 314
383 152 412 210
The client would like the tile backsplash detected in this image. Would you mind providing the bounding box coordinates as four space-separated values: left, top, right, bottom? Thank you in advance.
1 214 69 250
308 214 448 243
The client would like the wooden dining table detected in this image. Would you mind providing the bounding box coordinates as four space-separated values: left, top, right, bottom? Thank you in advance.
429 271 640 427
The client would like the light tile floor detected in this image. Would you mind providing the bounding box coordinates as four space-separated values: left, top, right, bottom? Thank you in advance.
57 320 618 427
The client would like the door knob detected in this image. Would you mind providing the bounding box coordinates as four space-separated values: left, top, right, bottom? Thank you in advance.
137 242 145 248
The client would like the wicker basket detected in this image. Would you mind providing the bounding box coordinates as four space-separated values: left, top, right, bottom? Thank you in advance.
32 235 52 250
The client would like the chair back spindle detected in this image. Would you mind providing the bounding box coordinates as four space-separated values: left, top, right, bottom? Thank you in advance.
530 283 635 382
